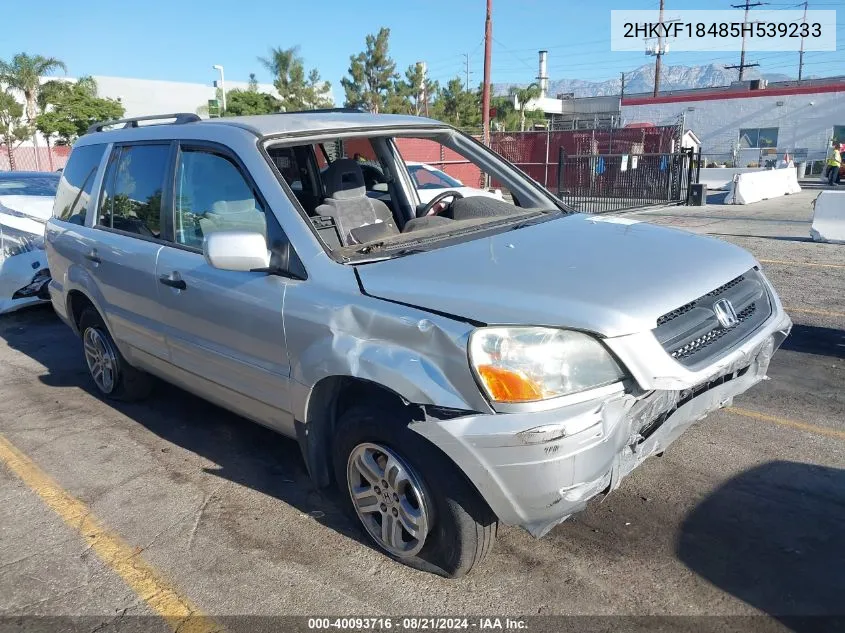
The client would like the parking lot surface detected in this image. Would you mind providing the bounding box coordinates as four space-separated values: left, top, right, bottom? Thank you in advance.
1 189 843 631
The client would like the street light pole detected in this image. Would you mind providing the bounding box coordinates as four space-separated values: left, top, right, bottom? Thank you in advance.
212 65 226 115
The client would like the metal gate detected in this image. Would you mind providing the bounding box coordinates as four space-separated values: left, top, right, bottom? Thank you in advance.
556 147 697 214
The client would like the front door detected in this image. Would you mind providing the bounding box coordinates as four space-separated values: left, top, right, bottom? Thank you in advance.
153 143 293 433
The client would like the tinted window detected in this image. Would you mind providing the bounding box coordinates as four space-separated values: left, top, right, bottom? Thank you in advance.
54 144 106 224
174 148 266 249
0 174 59 197
409 165 461 189
97 144 169 238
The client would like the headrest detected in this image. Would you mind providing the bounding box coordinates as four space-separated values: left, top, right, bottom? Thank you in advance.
324 159 367 199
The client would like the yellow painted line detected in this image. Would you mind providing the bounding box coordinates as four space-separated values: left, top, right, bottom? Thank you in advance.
0 432 221 633
759 258 845 270
727 407 845 441
783 306 845 318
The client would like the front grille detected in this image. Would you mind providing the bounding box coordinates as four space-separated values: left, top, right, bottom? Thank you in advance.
653 269 772 369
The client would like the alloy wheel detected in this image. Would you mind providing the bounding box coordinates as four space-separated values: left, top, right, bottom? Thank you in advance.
346 442 431 558
83 327 118 394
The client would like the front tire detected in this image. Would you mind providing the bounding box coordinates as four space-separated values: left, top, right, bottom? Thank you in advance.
78 307 153 402
332 404 497 578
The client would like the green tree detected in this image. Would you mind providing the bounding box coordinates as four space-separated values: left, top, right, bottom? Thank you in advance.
0 91 30 170
224 79 282 116
385 63 439 115
34 77 124 145
303 68 333 109
259 47 330 111
0 53 67 126
431 77 480 129
509 83 542 132
341 28 398 113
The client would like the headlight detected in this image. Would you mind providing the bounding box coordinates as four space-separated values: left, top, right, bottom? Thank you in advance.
0 225 44 259
469 327 625 403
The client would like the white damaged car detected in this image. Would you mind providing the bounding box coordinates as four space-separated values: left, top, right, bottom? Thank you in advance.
0 172 60 314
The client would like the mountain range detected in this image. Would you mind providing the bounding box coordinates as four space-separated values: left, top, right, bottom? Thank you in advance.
493 63 794 98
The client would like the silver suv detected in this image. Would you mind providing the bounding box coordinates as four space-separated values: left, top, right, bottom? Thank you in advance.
45 110 792 577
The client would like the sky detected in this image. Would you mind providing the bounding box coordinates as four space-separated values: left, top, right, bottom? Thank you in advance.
2 0 843 101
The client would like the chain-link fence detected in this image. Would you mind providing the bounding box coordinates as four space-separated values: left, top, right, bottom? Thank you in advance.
1 145 70 172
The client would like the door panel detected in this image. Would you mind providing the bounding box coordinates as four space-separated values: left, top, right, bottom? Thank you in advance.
155 144 293 433
154 247 291 431
88 143 171 361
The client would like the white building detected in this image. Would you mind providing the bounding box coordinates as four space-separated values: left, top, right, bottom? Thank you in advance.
620 77 845 165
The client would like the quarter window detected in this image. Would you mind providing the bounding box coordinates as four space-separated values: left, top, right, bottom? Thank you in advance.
97 144 169 238
54 144 106 224
174 148 267 249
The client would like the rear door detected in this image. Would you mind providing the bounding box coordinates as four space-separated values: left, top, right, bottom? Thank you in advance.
153 142 293 433
90 142 174 362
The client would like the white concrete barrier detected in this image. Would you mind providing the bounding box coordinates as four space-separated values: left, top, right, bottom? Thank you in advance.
699 167 763 191
727 168 802 205
810 191 845 244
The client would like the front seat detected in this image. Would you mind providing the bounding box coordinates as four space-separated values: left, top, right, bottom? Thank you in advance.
315 159 399 245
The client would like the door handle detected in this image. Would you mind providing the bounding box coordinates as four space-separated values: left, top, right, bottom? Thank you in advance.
159 273 187 290
84 250 101 264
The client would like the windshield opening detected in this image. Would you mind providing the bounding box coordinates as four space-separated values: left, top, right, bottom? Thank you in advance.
265 128 567 261
0 174 60 197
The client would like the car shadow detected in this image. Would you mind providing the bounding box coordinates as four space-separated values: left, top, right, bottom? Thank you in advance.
677 461 845 632
0 306 371 553
780 323 845 360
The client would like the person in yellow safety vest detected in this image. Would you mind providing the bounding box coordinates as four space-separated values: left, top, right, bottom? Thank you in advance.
826 142 842 186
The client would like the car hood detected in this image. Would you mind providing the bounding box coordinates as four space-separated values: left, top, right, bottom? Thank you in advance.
0 195 53 237
356 214 759 337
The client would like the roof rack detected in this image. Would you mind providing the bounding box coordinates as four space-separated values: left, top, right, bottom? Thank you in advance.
86 113 201 135
279 107 366 115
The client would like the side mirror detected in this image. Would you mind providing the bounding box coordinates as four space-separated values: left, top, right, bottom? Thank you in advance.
203 231 270 272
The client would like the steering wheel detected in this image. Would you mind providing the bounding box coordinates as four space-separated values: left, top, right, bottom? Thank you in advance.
416 190 464 218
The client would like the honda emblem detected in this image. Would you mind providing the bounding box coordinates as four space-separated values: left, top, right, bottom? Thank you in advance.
713 299 739 329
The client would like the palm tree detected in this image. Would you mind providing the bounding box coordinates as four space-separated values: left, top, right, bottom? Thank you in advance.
0 53 67 125
509 82 542 132
259 46 306 110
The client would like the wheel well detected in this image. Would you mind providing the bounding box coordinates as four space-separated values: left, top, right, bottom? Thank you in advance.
67 290 96 332
299 376 410 488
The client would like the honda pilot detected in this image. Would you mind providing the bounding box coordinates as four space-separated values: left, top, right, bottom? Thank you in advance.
45 111 792 577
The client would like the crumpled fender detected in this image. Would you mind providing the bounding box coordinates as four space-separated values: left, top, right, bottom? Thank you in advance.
284 273 492 422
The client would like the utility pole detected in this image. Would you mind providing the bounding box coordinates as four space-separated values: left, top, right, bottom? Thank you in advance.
726 0 764 80
798 0 808 81
620 72 626 100
481 0 493 146
419 61 430 117
463 53 471 91
653 0 665 97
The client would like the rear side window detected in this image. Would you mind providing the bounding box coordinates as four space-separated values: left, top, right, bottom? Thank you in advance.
97 144 169 239
54 144 106 224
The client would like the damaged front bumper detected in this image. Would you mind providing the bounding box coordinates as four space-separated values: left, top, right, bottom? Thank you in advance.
0 251 51 314
411 310 792 538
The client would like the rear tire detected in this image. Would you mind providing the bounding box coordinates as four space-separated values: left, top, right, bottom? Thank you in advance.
78 307 153 402
332 403 497 578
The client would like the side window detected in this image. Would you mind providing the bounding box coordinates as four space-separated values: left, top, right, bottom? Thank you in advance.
97 144 169 238
54 144 106 224
174 148 267 249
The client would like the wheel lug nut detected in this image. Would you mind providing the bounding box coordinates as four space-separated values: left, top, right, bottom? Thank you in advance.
393 493 399 502
392 508 398 517
380 503 387 512
374 486 380 494
381 480 388 488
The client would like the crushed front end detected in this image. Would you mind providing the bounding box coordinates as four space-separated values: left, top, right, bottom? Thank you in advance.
411 270 792 538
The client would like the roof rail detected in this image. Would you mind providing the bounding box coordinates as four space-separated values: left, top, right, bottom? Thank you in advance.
279 107 367 115
86 112 201 135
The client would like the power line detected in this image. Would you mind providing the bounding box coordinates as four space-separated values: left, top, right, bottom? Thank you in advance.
725 0 767 80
